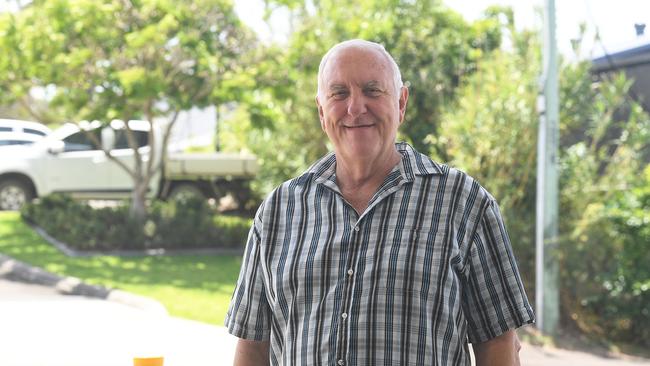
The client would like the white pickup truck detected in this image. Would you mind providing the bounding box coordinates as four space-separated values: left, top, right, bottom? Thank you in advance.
0 120 258 210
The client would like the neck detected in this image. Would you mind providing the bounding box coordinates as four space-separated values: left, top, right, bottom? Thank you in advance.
335 147 401 192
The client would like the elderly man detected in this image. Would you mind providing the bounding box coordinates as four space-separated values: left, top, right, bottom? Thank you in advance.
226 39 535 366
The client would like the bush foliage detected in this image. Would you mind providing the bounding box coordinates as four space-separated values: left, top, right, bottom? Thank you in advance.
574 166 650 346
21 194 251 251
436 24 650 347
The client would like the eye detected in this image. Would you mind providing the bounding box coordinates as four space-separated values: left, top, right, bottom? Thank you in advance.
364 88 383 97
330 90 348 100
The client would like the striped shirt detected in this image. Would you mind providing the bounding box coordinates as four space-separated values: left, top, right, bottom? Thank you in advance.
225 142 535 366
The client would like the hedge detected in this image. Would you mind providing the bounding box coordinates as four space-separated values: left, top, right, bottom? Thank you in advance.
21 193 252 251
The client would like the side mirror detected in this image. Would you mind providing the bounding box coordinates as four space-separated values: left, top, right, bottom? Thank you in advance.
101 127 115 151
46 140 65 155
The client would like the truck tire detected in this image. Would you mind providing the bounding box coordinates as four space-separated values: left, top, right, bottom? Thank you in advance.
168 183 205 202
229 179 253 209
0 179 34 211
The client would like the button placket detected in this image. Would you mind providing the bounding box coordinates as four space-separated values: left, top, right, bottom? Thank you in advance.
338 219 361 366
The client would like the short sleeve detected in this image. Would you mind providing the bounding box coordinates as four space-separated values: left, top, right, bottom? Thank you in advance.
463 199 535 343
224 206 271 341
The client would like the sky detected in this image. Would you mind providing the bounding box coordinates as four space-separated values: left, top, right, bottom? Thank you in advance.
444 0 650 59
234 0 650 60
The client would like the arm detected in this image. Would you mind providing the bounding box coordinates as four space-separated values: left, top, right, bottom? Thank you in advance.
472 330 522 366
233 338 270 366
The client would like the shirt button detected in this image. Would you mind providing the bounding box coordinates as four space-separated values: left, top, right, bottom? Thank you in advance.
347 269 354 276
354 226 359 232
338 360 345 366
341 312 348 319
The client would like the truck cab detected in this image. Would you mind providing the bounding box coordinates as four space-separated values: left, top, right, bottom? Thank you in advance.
0 120 257 210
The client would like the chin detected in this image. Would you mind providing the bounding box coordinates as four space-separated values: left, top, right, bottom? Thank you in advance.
343 145 381 159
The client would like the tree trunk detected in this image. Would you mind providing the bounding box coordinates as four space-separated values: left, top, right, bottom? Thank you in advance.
129 179 148 223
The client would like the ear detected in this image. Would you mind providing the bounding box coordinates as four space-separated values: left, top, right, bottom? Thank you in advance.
398 86 409 124
316 95 326 131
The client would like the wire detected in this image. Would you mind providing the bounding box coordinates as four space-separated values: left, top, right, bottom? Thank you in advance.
583 0 650 112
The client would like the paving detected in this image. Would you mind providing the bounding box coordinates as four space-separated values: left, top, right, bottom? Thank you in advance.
520 343 650 366
1 255 649 366
0 279 238 366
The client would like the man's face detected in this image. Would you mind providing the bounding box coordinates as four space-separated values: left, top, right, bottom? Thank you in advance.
316 46 408 163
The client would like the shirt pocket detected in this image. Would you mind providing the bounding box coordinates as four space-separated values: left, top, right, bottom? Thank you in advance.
362 227 449 298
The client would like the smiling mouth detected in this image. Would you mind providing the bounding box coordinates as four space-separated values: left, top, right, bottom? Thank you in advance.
344 124 374 129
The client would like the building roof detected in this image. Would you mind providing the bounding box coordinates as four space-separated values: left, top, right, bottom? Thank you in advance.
592 38 650 73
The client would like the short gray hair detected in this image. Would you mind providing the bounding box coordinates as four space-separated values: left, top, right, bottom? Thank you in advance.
317 39 403 99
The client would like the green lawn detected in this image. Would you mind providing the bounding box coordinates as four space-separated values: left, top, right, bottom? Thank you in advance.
0 211 243 326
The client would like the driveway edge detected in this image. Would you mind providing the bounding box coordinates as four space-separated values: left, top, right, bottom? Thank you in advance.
0 254 167 316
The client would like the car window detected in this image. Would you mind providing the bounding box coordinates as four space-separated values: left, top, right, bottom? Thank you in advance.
0 127 11 132
24 128 48 136
114 129 149 149
0 140 33 146
63 130 102 152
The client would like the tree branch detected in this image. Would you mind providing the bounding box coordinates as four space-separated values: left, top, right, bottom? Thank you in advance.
82 126 137 180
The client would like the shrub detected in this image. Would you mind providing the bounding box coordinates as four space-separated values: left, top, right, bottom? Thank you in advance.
577 166 650 346
435 25 650 349
21 194 251 251
214 214 253 248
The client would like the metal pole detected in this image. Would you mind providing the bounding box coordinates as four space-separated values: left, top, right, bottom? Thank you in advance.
536 0 560 335
215 105 221 152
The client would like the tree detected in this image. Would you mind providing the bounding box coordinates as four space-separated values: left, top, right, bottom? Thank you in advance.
433 25 540 295
0 0 257 219
224 0 502 193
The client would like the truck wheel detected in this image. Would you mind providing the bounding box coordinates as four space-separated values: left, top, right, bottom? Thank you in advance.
0 179 34 211
230 181 253 210
168 183 205 202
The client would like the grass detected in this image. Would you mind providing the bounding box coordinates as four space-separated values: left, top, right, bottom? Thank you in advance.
0 211 243 326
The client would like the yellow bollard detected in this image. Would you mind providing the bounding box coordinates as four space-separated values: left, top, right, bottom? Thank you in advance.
133 356 164 366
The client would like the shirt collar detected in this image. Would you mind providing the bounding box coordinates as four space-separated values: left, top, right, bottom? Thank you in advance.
395 142 443 180
309 142 443 186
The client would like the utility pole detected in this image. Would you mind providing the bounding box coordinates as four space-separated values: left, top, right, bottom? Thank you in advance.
536 0 560 335
215 105 221 152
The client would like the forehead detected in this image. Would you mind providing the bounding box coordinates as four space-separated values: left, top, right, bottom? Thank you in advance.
322 46 392 87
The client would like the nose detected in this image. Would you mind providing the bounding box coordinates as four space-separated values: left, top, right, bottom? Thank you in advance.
347 91 367 118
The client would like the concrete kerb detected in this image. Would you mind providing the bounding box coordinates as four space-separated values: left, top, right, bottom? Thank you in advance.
0 254 168 316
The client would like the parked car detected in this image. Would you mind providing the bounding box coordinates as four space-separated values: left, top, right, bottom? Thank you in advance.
0 119 51 147
0 120 258 210
0 119 51 136
0 131 44 146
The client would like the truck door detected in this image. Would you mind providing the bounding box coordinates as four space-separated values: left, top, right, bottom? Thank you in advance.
43 129 111 197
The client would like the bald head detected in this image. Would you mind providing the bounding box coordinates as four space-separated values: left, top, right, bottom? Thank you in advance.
317 39 404 100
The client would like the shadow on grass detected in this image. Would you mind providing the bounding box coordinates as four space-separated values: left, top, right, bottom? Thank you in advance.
0 212 244 323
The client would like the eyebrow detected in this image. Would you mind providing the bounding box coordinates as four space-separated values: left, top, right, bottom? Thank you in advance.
328 84 347 92
364 80 383 89
327 80 385 91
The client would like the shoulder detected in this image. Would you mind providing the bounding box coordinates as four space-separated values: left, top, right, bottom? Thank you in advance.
446 165 495 215
414 158 496 222
442 165 494 202
256 152 334 220
396 142 496 210
401 145 493 205
271 154 332 198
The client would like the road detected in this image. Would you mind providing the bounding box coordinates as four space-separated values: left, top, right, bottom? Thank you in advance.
1 278 649 366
